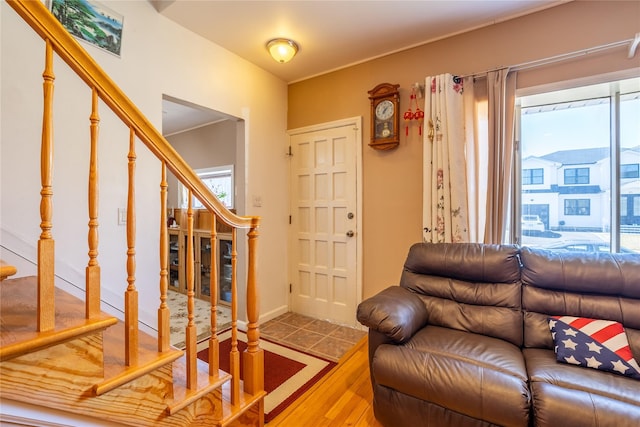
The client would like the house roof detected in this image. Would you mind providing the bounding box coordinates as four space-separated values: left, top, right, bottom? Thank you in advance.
540 147 609 165
539 146 640 166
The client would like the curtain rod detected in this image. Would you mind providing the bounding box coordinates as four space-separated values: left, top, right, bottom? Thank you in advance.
463 36 636 79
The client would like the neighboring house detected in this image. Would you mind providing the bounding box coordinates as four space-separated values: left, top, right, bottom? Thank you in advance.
522 147 640 231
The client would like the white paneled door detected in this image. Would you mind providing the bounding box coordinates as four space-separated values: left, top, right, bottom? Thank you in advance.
289 119 360 326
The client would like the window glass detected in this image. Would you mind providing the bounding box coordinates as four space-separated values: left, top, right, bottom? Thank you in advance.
564 199 590 216
179 165 234 209
564 168 589 185
518 77 640 254
523 168 544 185
621 164 639 179
620 92 640 235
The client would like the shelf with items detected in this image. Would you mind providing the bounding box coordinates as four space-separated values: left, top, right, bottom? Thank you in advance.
197 235 212 302
218 238 233 306
166 226 233 306
167 229 181 293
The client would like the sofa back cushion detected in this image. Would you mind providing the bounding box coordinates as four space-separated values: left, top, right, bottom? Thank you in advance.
520 247 640 358
400 243 523 346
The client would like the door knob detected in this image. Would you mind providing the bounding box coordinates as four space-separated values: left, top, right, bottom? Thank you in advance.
346 230 354 237
347 212 354 219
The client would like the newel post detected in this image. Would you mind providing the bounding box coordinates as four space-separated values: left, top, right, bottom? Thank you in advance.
243 218 263 394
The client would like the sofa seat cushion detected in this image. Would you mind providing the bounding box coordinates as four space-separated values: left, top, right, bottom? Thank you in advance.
372 326 530 427
523 348 640 427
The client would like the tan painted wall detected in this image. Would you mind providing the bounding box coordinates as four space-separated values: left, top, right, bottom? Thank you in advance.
288 1 640 299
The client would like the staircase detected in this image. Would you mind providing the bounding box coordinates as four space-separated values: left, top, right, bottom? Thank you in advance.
0 1 264 425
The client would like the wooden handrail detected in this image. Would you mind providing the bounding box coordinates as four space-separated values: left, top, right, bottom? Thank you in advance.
7 0 256 230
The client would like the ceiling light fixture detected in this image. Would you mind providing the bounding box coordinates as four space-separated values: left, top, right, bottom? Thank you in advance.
266 38 299 63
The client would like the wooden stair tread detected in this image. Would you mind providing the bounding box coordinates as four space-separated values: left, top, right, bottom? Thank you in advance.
95 315 184 395
0 276 118 361
165 356 232 415
218 381 266 427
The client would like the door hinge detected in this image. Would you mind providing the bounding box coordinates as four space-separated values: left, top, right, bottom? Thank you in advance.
286 146 293 157
289 215 292 224
289 283 292 293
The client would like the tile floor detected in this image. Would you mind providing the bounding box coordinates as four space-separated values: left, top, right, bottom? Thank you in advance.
260 312 367 362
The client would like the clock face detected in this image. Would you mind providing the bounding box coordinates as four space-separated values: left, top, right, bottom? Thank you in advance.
375 100 394 120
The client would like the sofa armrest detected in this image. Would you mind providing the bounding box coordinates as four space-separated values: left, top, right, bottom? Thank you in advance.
357 286 428 343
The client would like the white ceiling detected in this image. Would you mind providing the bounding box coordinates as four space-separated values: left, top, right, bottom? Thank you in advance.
162 95 234 136
156 0 569 135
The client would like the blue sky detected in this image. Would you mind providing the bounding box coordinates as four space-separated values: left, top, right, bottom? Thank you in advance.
521 97 640 158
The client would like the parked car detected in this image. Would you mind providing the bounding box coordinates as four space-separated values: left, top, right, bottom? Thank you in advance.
543 240 638 254
521 215 545 232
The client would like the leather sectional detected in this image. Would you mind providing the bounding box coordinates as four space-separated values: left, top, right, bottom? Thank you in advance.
357 243 640 427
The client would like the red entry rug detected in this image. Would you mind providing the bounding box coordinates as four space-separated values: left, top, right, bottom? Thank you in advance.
197 330 336 423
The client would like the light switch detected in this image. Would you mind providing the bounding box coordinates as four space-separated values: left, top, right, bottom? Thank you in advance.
253 195 262 207
118 208 127 225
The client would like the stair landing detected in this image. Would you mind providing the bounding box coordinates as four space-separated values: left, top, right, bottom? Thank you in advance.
0 276 117 361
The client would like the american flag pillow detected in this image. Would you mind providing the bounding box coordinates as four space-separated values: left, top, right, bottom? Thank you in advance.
548 316 640 380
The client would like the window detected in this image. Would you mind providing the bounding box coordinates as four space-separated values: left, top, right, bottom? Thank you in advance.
523 168 544 185
621 163 639 179
179 165 234 209
517 76 640 253
564 199 590 216
564 168 589 185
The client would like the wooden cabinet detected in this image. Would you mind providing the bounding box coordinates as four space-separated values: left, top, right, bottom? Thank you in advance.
218 239 232 304
168 229 181 291
167 228 232 305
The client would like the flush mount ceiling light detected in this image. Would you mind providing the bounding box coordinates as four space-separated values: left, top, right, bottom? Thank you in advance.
266 38 299 63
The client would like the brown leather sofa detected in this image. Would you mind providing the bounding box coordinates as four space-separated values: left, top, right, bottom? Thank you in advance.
357 243 640 427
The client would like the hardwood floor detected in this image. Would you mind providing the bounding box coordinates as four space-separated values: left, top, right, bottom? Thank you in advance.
269 335 383 427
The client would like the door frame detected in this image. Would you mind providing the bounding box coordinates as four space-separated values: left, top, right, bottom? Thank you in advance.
287 116 363 325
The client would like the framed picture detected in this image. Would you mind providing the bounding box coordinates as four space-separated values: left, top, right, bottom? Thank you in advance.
50 0 124 57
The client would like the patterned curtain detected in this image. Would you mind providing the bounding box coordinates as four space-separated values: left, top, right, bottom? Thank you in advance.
422 70 517 244
422 74 469 243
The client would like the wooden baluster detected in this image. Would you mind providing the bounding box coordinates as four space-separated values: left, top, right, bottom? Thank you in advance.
38 39 55 332
158 162 170 352
230 228 240 404
186 192 197 388
125 127 138 366
243 219 263 394
208 213 219 376
86 87 100 319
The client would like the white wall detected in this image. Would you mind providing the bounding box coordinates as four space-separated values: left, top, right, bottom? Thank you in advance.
167 120 238 209
0 1 289 327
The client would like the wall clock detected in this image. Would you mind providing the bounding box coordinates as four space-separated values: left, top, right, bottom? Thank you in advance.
368 83 400 150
